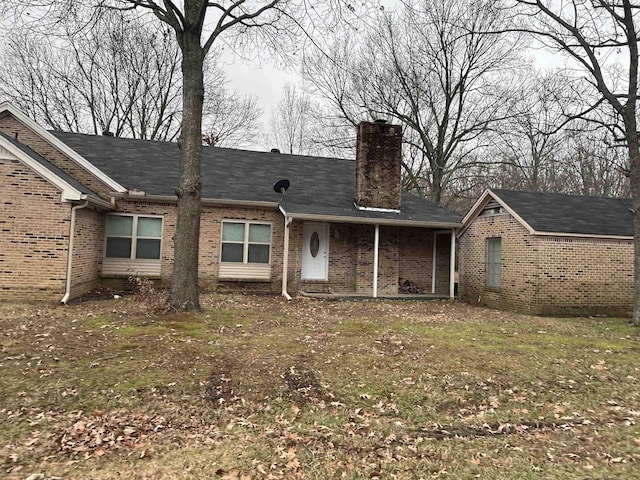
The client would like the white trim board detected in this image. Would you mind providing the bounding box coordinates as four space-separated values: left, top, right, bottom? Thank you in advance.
0 102 126 193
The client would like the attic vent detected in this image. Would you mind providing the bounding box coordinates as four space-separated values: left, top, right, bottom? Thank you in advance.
481 201 504 216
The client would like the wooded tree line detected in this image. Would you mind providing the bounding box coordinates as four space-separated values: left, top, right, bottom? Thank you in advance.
0 0 631 209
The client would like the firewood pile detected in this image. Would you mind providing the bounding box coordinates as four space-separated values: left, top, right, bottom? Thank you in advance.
399 279 425 294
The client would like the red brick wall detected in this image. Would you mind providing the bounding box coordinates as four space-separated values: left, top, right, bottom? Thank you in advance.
0 158 69 300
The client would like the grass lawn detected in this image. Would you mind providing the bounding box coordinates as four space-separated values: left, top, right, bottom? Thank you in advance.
1 293 639 479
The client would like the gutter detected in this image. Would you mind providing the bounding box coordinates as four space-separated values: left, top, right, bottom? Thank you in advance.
284 211 461 229
111 192 280 210
60 200 89 304
279 205 293 300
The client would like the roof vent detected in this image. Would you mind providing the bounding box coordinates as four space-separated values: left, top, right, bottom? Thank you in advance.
270 148 280 153
103 130 114 137
374 119 387 124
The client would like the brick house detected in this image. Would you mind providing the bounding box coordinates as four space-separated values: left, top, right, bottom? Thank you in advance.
458 188 633 316
0 103 462 302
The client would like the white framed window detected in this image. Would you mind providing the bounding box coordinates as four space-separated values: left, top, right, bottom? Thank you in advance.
219 221 272 281
105 214 163 260
221 221 271 264
486 237 502 288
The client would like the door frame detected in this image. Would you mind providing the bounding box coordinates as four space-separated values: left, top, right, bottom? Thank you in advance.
301 222 329 281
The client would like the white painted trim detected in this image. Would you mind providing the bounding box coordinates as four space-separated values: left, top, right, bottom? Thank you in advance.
0 102 126 193
286 212 460 229
0 133 83 202
531 230 633 240
279 205 292 300
354 202 401 214
373 224 380 298
459 189 535 237
459 188 633 240
113 192 281 210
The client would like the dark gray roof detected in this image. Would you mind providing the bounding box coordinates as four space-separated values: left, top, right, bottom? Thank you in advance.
49 131 461 226
0 131 103 202
491 189 633 237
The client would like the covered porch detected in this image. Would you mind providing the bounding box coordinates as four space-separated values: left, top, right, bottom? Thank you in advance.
279 209 458 299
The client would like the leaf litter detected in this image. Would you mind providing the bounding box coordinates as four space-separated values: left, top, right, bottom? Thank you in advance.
0 293 639 478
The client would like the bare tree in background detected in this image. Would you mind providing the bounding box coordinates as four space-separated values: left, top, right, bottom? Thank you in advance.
6 0 368 311
0 12 182 140
562 125 630 197
492 70 570 191
0 12 262 147
305 0 524 205
510 0 640 325
265 83 316 154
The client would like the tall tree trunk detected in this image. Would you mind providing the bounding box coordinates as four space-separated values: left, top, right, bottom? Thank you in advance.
167 28 204 312
629 132 640 326
431 164 443 205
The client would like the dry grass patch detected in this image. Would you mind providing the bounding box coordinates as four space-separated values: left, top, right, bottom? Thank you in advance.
1 294 639 479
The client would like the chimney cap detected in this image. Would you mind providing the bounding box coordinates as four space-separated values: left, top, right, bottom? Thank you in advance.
270 148 280 153
374 119 387 124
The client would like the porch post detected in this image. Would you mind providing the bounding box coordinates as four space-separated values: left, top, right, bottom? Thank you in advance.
373 224 380 298
449 228 456 298
280 212 292 300
431 231 437 294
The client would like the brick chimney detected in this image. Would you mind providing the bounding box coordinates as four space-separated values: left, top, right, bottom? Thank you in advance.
354 120 402 211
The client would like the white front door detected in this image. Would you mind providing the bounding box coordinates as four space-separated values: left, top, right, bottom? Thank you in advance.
301 222 329 280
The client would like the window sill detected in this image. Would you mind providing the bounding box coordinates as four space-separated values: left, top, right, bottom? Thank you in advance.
218 277 271 283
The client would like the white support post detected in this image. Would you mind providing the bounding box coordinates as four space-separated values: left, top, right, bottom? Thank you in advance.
281 215 292 300
373 224 380 298
449 228 456 298
431 231 437 294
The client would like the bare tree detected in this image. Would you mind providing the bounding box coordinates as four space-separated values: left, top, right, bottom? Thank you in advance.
265 83 316 154
305 0 524 205
491 70 570 191
562 125 630 197
6 0 367 311
510 0 640 324
0 13 263 146
0 12 183 140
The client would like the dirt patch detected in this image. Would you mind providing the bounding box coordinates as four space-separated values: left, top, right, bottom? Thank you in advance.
282 364 327 404
205 357 238 407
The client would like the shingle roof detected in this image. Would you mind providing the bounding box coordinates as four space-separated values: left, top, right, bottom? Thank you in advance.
0 131 103 202
49 131 461 227
491 189 633 237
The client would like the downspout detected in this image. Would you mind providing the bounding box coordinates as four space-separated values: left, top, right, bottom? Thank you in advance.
279 205 293 301
449 228 456 299
60 200 89 304
373 224 380 298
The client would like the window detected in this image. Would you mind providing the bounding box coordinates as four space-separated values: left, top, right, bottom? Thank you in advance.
486 237 502 288
221 221 271 264
105 215 162 260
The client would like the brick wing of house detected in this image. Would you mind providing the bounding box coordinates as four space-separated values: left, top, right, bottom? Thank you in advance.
0 102 462 302
458 188 634 316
